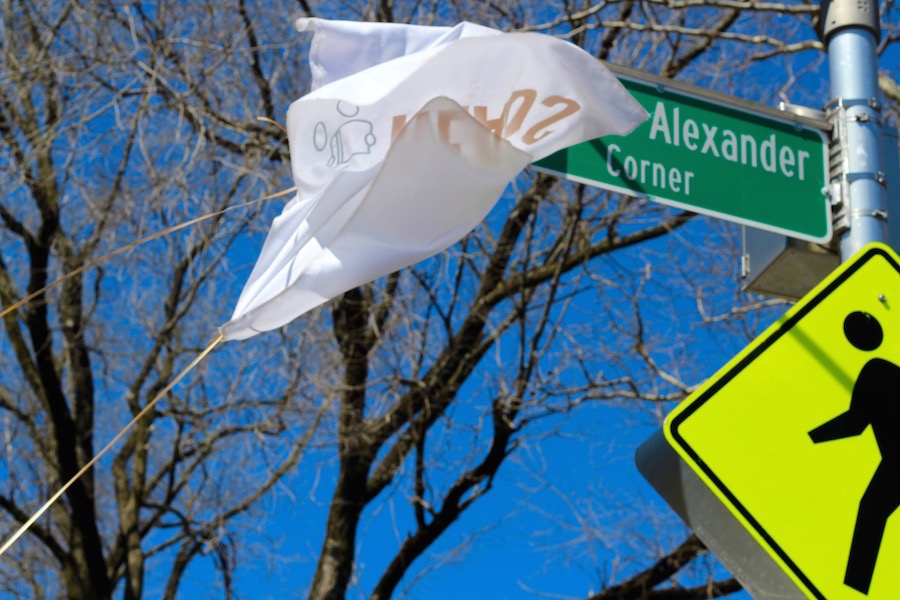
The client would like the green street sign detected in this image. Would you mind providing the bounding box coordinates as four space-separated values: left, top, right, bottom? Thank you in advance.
534 66 831 243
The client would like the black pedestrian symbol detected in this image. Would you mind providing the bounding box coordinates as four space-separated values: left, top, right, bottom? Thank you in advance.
808 311 900 595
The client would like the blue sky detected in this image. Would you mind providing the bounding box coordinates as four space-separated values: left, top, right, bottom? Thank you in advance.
180 10 900 600
12 2 897 598
165 209 765 599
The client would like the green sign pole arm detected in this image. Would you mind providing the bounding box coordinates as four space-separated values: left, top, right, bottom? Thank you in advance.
821 0 888 260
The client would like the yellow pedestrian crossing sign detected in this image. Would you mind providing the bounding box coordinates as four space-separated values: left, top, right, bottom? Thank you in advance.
665 243 900 599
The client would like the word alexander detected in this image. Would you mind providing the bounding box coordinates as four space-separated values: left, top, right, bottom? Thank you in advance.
604 101 814 196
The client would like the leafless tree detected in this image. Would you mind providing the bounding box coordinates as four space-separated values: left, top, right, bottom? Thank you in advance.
1 1 898 599
0 1 321 597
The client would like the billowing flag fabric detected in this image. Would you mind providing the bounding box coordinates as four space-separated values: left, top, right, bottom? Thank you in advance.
219 19 647 341
296 18 500 90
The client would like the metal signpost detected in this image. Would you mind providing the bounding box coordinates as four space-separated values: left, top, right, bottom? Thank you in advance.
534 65 832 243
824 0 888 257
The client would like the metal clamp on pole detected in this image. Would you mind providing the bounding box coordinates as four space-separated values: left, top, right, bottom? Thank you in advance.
827 98 888 235
820 0 888 260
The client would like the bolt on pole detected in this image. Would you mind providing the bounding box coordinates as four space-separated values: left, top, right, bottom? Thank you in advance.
820 0 887 261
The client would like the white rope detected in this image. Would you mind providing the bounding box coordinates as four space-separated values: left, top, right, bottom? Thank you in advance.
0 186 296 321
0 334 225 557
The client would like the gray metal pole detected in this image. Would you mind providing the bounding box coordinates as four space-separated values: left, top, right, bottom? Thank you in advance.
820 0 887 260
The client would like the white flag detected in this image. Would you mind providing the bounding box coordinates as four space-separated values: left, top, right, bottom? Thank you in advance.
219 20 647 341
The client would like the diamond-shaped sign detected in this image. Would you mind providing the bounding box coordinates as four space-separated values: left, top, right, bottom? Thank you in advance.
666 243 900 599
